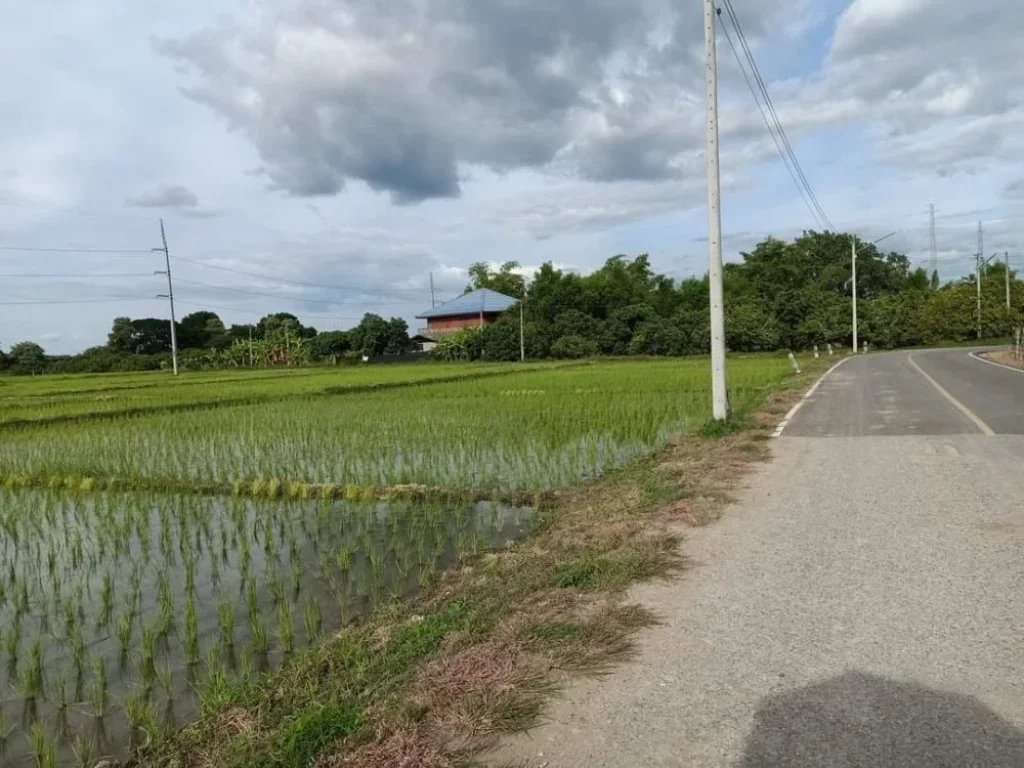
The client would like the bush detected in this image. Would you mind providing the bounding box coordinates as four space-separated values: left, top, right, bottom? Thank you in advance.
550 334 598 359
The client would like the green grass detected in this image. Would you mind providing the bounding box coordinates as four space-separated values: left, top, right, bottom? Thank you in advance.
0 358 792 491
0 361 565 426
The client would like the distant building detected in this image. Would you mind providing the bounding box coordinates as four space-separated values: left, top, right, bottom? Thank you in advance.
412 288 519 350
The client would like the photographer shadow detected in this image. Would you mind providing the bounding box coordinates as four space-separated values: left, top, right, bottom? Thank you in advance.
740 671 1024 767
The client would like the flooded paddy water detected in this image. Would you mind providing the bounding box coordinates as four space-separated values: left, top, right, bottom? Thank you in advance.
0 488 532 766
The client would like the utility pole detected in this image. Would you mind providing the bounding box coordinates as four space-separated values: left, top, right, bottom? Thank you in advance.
977 222 983 340
704 0 729 420
851 236 858 354
519 298 526 363
248 325 254 367
429 272 436 308
153 218 179 375
1006 252 1011 310
929 203 937 282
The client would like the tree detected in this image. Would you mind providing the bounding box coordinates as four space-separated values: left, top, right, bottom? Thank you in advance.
309 331 351 362
8 341 46 375
551 334 599 359
348 314 390 357
108 317 135 352
256 313 316 341
178 311 229 349
726 301 781 351
480 312 521 361
384 318 413 355
466 261 526 298
130 319 173 355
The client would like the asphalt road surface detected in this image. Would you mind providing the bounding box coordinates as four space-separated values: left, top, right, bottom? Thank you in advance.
492 348 1024 768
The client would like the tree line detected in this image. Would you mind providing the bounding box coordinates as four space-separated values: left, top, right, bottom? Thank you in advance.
440 230 1023 360
2 230 1021 374
0 312 415 374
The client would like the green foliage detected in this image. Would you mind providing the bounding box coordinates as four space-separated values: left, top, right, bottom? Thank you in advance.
7 342 46 375
466 260 526 298
550 334 599 359
278 703 363 766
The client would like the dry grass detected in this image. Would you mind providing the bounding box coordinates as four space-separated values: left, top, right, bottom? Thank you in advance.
983 350 1024 370
315 728 451 768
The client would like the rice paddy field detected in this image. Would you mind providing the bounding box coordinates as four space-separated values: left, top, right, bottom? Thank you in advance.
0 356 795 765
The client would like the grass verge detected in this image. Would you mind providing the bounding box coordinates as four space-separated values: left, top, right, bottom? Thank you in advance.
124 360 830 768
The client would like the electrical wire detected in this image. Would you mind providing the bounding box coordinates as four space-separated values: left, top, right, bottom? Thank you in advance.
0 297 156 306
716 1 835 231
170 255 434 295
174 276 437 306
0 246 153 254
0 273 156 278
174 299 366 322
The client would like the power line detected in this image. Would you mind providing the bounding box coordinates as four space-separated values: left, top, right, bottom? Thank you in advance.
174 276 433 306
169 254 433 295
0 273 156 278
716 1 834 231
0 297 156 307
175 299 366 322
0 246 153 254
715 11 824 230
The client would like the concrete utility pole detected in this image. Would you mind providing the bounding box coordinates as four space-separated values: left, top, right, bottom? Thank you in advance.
929 203 938 280
429 272 436 308
153 218 179 376
851 236 858 354
977 222 983 340
1006 252 1011 310
704 0 729 420
519 299 526 362
851 231 896 354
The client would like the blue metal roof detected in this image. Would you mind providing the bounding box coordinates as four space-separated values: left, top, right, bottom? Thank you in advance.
416 288 519 319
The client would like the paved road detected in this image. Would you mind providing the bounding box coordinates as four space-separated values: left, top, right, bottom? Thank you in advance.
492 348 1024 768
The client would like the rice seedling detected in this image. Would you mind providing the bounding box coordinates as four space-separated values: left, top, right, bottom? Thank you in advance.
124 688 157 738
29 721 55 768
217 595 236 648
303 597 322 642
184 596 199 665
17 640 44 700
115 610 133 653
277 601 295 655
88 657 108 717
71 734 94 768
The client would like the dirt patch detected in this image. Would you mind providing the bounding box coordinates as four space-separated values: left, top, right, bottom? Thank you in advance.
982 350 1024 370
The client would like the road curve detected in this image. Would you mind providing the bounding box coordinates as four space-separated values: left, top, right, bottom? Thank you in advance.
490 348 1024 768
784 348 1024 437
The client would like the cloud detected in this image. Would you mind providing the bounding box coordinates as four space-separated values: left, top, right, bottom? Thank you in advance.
1005 180 1024 200
127 184 200 209
156 0 806 204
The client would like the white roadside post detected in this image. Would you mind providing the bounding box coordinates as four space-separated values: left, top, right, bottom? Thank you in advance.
813 345 819 359
788 352 801 374
827 343 834 356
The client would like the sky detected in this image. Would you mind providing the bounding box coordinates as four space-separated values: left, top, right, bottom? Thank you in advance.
2 0 1023 354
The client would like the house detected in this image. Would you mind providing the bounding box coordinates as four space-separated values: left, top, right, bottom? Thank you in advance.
413 288 519 350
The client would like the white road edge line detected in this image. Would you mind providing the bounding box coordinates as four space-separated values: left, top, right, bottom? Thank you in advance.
968 350 1024 375
772 356 850 438
907 352 996 437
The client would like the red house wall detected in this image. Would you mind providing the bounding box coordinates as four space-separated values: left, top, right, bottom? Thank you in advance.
427 313 502 332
